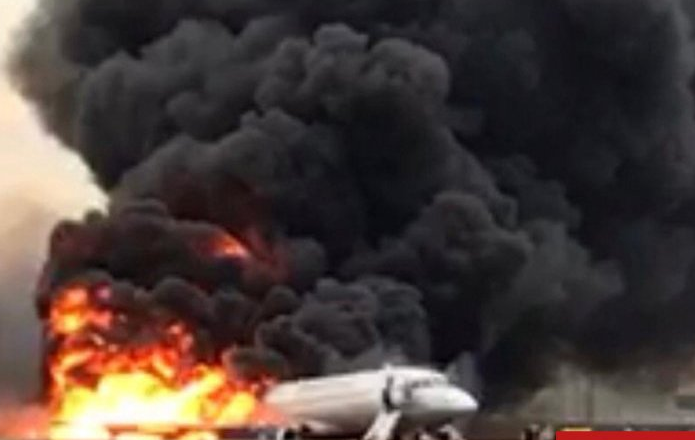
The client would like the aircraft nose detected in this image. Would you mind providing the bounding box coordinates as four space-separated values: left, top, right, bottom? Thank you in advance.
444 388 478 415
409 386 478 420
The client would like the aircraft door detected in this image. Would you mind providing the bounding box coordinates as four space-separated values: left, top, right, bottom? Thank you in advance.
382 374 411 412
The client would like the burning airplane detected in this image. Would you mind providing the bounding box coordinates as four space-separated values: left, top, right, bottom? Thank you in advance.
36 230 477 440
42 272 476 440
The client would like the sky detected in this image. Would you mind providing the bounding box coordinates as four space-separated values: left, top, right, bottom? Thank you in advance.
0 0 104 399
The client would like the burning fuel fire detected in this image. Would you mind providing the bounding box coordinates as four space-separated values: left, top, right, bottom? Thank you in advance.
41 234 276 440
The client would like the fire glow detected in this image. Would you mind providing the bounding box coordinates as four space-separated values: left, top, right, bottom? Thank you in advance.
43 235 275 440
211 233 250 260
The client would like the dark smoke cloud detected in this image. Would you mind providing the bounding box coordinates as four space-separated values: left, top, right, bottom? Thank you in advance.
11 0 695 407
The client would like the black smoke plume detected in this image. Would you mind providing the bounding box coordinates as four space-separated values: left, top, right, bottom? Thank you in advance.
11 0 695 407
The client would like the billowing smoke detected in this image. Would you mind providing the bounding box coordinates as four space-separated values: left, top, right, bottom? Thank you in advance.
10 0 695 407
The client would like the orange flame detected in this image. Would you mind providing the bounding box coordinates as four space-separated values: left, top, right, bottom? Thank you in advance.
212 233 250 259
45 281 275 440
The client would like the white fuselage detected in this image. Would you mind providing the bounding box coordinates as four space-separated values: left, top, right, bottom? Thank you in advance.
262 366 478 437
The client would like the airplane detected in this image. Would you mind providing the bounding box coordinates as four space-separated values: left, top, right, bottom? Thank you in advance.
261 365 479 440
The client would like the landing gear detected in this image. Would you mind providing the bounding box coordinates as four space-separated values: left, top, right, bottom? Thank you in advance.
413 430 437 440
411 425 465 440
435 425 465 440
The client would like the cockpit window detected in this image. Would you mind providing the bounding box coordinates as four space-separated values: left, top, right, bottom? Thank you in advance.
406 376 447 391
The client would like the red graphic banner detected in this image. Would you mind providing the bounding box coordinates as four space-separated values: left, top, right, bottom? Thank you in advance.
557 432 695 440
